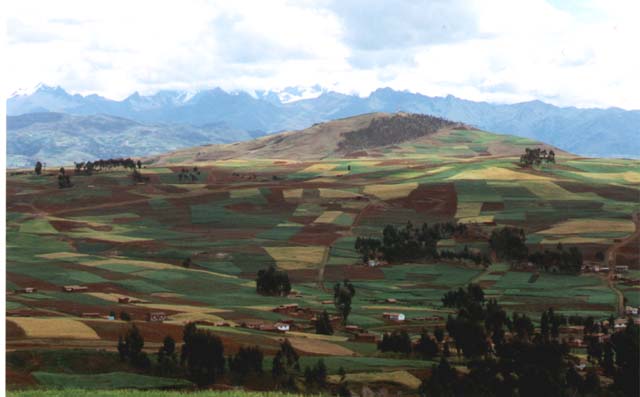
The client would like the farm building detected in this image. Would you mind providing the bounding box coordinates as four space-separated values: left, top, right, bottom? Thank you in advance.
62 285 88 293
81 312 101 318
274 322 290 332
385 298 398 304
616 265 630 273
243 321 264 330
16 287 37 294
345 325 363 333
382 312 406 321
146 312 167 322
354 333 378 343
273 303 299 313
321 300 333 305
625 306 639 316
118 297 130 304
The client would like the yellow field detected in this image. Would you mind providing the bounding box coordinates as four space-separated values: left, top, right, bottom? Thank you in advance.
85 292 145 303
285 331 349 342
37 252 89 260
363 182 418 200
132 303 230 314
165 312 228 325
314 211 343 223
150 292 184 298
83 257 237 279
570 171 640 184
541 237 608 245
230 188 261 199
8 317 100 340
318 188 360 199
455 202 483 218
144 167 174 174
264 246 327 270
300 163 337 173
538 218 635 235
328 370 421 389
285 337 355 356
521 181 596 201
448 166 552 181
68 228 151 243
283 188 303 199
458 215 494 224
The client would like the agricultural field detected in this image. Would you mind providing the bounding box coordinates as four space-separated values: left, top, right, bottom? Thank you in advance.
6 123 640 394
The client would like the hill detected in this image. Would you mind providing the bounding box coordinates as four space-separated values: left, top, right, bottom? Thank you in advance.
151 112 566 164
6 112 260 168
7 85 640 158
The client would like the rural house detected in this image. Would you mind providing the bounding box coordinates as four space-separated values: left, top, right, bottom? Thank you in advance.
146 312 167 322
62 285 88 293
382 312 406 321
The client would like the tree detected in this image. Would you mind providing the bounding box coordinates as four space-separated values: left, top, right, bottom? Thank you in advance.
157 335 177 375
137 160 142 169
304 359 327 391
182 257 192 268
315 310 333 335
489 227 528 263
419 358 458 397
34 161 42 175
434 326 445 343
117 324 150 369
272 339 300 390
334 280 356 325
180 323 225 386
256 266 291 296
228 345 263 383
414 330 439 359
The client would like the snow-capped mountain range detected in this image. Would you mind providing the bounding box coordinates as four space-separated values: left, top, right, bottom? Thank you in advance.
6 84 640 167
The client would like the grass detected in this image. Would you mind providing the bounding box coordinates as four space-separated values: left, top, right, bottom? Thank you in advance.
31 372 193 390
9 391 313 397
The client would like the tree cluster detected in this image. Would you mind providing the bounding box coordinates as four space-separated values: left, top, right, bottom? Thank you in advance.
529 243 583 274
440 245 491 266
378 329 412 355
355 221 468 263
489 227 528 262
57 167 73 189
74 157 140 175
315 310 334 335
228 345 263 384
117 324 151 369
256 266 291 296
180 322 225 386
178 167 200 183
272 339 300 391
303 359 328 391
519 147 556 167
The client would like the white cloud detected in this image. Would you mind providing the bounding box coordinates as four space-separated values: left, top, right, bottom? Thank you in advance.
4 0 640 109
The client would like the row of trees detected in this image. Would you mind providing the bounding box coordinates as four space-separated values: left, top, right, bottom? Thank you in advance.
490 227 583 273
355 221 468 263
74 158 141 175
519 147 556 167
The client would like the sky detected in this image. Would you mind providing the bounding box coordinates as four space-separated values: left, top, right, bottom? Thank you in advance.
4 0 640 109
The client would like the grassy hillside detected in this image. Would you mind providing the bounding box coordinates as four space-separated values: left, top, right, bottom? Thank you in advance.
6 115 639 391
8 390 313 397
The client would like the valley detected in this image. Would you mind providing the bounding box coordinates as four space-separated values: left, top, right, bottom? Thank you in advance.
6 113 640 395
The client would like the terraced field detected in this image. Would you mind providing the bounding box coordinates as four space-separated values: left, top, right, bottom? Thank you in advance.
6 127 640 391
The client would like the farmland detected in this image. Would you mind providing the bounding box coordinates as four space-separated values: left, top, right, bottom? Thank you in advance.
6 117 640 394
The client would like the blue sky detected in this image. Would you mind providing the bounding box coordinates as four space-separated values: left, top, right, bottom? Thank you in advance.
5 0 639 109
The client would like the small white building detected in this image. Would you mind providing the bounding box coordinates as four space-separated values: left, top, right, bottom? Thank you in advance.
274 322 290 332
382 312 406 321
625 306 638 316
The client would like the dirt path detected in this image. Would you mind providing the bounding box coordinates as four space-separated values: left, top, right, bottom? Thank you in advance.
606 212 639 315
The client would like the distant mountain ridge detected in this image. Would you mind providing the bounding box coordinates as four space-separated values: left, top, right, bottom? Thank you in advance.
7 85 640 161
6 112 258 168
